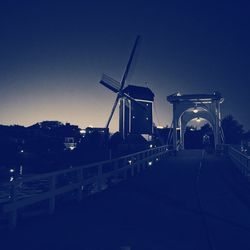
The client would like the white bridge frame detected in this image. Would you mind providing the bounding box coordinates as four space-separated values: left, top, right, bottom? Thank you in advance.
167 92 224 150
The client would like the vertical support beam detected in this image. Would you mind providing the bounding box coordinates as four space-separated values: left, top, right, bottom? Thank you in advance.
119 98 124 139
49 175 56 215
217 100 222 143
214 100 220 149
180 116 185 150
173 103 178 152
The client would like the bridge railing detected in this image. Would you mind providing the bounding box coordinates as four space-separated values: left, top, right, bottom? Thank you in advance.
218 144 250 180
0 145 170 229
228 145 250 178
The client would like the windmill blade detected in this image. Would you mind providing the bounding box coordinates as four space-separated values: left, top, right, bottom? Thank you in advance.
120 35 141 90
100 74 121 93
106 94 120 129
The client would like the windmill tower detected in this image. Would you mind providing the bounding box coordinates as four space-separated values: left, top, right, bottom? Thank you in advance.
119 85 154 138
100 36 155 139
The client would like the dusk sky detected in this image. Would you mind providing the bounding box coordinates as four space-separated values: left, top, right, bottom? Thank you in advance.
0 0 250 132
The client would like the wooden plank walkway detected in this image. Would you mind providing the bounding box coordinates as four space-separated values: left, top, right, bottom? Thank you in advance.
1 150 250 250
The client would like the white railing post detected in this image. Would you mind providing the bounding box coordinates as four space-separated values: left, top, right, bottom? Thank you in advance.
97 164 103 192
137 154 141 173
77 168 83 202
162 147 165 160
8 182 17 229
146 150 149 164
142 151 147 169
161 146 165 159
131 158 135 177
113 160 119 183
49 175 56 214
139 153 143 170
123 159 128 180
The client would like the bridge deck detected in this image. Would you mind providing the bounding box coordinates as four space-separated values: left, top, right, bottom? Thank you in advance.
2 150 250 250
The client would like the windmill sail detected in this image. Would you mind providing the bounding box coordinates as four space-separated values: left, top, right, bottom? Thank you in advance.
106 95 120 128
99 35 142 130
120 35 141 88
100 74 121 93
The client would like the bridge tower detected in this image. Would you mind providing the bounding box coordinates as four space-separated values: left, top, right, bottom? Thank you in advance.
167 92 224 150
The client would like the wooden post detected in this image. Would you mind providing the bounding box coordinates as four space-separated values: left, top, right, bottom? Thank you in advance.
49 175 56 214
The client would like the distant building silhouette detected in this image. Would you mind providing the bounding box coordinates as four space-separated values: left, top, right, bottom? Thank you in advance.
85 127 109 144
64 137 77 150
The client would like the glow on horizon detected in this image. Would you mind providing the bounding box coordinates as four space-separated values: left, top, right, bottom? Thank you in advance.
0 74 172 131
0 100 172 132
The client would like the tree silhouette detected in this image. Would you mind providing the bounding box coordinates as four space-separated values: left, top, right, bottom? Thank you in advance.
221 115 244 144
242 130 250 148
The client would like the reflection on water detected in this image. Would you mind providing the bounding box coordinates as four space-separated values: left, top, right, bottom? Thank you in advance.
0 163 109 205
19 165 23 176
0 176 50 204
9 165 23 182
0 165 26 203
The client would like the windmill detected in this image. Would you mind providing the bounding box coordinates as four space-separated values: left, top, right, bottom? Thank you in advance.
100 35 146 135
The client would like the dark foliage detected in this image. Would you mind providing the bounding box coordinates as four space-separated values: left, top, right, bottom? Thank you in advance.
221 115 244 145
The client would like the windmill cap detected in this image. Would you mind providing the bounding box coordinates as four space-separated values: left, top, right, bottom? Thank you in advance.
123 85 154 101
